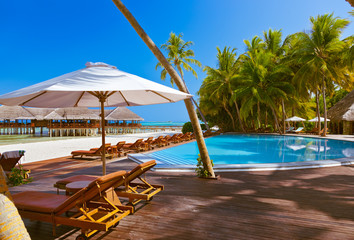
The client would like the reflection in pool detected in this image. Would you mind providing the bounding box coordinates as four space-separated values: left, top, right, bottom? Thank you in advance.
146 134 354 165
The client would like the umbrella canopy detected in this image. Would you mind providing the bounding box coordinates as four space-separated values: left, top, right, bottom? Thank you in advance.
0 62 192 174
285 116 306 122
308 117 330 122
0 62 191 107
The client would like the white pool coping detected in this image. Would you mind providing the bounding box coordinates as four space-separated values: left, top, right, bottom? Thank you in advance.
128 133 354 172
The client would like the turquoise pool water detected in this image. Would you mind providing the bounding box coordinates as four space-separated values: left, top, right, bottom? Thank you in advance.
146 134 354 165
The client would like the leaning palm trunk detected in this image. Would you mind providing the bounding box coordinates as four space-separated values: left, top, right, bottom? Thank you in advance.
271 107 282 134
281 99 286 134
233 100 246 132
316 90 321 135
257 101 261 129
112 0 215 177
178 70 210 131
191 98 210 130
223 103 236 130
322 76 327 137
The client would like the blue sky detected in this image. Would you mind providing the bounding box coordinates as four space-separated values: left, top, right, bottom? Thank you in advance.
0 0 353 122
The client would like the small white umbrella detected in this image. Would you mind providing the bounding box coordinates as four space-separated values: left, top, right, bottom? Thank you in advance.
308 117 330 122
285 116 306 122
0 62 192 174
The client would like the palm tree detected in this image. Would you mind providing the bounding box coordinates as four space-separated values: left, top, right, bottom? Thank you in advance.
112 0 215 177
203 47 246 132
236 48 294 134
199 73 237 130
236 29 295 133
156 33 210 130
292 13 350 136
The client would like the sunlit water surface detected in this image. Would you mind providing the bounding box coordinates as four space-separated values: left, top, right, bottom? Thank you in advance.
147 134 354 165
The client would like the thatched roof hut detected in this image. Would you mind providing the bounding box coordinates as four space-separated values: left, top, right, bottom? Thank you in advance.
44 111 64 120
0 106 143 122
105 107 144 121
26 108 54 120
327 90 354 121
50 107 100 120
0 106 34 120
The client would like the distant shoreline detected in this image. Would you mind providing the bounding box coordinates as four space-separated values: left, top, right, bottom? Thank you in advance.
0 130 180 164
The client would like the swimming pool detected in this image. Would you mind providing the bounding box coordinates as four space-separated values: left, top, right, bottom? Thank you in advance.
129 134 354 171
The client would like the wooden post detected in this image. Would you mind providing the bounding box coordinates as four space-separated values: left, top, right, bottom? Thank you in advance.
100 96 107 175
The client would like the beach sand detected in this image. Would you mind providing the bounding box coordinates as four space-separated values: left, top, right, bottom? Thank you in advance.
0 131 179 164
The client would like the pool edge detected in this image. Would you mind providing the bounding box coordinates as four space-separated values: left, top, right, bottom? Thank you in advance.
128 153 354 172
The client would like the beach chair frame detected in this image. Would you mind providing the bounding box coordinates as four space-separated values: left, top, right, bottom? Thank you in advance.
71 144 113 159
14 171 133 239
115 160 164 207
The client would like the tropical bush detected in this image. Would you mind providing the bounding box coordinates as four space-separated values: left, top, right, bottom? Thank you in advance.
182 122 207 134
8 165 32 186
195 154 214 178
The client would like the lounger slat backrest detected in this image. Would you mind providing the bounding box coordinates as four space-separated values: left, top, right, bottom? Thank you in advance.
131 139 143 148
116 141 126 150
0 151 24 171
93 145 105 154
54 170 126 214
126 160 156 182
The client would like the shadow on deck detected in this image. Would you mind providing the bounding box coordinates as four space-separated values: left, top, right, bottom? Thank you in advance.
9 157 354 240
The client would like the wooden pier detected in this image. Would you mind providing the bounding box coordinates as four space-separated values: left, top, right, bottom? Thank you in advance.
0 106 184 137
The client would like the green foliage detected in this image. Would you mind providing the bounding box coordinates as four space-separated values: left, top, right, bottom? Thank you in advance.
327 89 349 108
8 165 32 186
182 122 207 134
198 14 352 133
182 122 193 133
156 32 201 85
195 154 214 178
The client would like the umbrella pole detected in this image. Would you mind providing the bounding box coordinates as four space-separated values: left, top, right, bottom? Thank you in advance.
100 97 106 175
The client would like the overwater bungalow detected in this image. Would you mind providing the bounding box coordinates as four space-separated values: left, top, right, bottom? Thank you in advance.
0 106 144 136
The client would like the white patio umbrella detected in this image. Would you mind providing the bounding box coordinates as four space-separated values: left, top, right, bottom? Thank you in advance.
285 116 306 122
0 62 192 174
285 116 306 128
308 117 330 122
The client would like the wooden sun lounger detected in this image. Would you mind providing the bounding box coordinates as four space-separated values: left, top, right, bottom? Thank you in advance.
306 127 319 134
0 151 25 172
107 141 126 157
0 150 29 178
71 144 112 159
179 132 192 141
320 127 329 135
122 139 144 153
54 160 164 209
203 130 213 137
151 136 168 147
168 134 182 143
142 137 155 150
115 160 164 208
13 171 133 239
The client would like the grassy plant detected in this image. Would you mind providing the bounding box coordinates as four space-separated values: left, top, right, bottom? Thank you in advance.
195 154 214 178
8 165 32 186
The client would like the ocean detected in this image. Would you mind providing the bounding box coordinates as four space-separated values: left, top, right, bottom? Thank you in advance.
141 121 185 127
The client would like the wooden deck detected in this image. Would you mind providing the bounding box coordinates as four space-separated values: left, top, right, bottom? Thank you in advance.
9 157 354 240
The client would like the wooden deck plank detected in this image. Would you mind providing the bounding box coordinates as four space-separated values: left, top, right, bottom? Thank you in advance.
8 157 354 240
